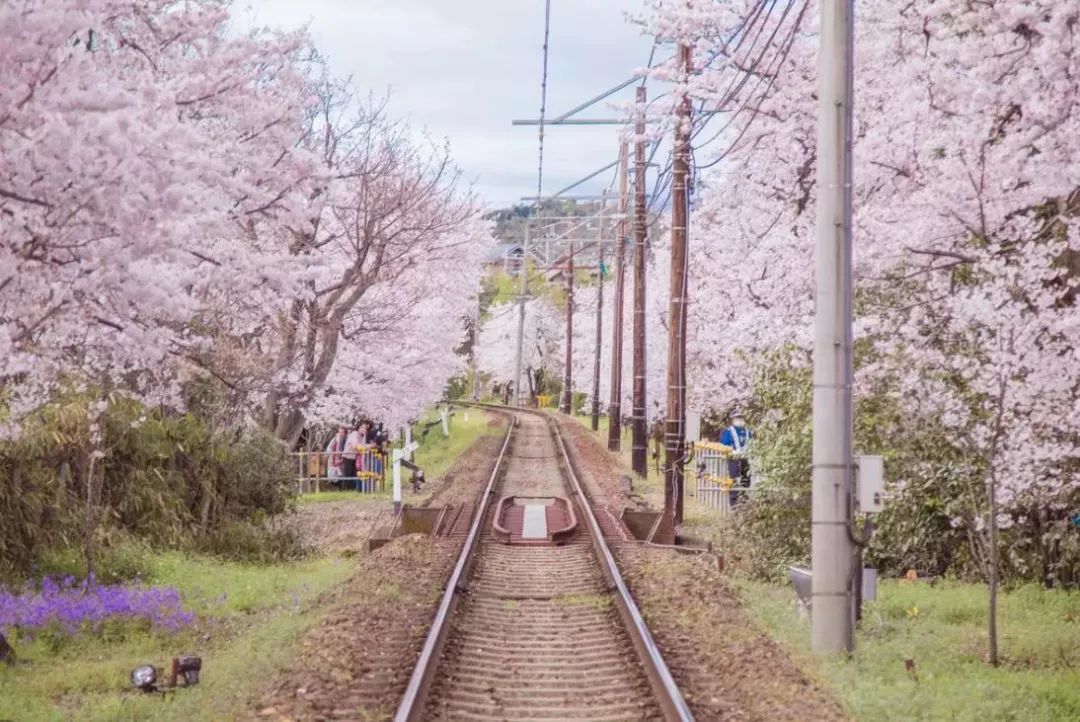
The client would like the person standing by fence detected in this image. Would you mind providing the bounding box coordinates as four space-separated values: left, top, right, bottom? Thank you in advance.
371 421 386 481
720 410 752 506
325 426 347 487
355 420 377 492
343 421 362 489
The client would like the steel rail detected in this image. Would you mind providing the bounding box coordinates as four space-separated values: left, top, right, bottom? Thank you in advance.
393 411 515 722
394 404 693 721
539 409 695 722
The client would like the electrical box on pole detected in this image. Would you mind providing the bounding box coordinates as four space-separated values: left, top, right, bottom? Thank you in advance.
856 455 885 513
685 411 701 443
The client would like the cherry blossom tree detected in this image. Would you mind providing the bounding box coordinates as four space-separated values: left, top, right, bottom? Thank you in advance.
0 0 316 433
1 0 488 459
0 0 322 572
636 0 1080 660
252 84 486 445
476 295 564 400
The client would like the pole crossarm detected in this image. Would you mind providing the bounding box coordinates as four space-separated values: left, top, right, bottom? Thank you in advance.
521 195 642 203
512 118 659 126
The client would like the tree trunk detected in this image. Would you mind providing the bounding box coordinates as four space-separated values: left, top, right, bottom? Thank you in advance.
274 407 307 449
82 453 99 580
988 469 1000 666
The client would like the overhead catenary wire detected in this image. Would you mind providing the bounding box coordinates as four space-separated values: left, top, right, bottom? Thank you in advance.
513 0 555 406
548 1 806 215
641 0 810 210
534 0 553 210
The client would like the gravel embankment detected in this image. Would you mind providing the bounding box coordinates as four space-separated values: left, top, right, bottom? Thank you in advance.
556 415 849 721
251 421 506 721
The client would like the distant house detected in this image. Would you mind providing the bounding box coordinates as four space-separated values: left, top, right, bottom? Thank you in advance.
483 242 524 275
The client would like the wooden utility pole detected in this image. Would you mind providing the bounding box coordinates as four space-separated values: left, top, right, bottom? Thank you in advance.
664 44 692 533
607 142 629 451
631 85 648 477
561 242 575 414
591 193 608 431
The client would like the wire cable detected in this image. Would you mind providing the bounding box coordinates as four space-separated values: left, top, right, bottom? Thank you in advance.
534 0 553 210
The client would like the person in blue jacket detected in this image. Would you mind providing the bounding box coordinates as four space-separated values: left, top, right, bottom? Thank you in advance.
720 410 751 506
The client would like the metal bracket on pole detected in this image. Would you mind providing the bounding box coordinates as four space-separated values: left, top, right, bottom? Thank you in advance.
512 74 646 127
512 118 659 126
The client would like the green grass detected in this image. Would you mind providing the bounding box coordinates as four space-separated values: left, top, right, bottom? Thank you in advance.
0 408 502 720
298 489 386 505
0 551 352 721
408 407 501 481
572 412 613 436
737 577 1080 721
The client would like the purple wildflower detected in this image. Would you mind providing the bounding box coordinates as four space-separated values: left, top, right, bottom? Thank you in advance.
0 574 196 638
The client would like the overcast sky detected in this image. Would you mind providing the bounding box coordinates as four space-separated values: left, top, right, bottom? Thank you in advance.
240 1 653 209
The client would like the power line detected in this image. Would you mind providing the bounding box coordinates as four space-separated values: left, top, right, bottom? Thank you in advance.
534 0 553 209
642 0 810 209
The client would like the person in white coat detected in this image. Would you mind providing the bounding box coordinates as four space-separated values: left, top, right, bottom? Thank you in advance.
342 422 362 489
325 426 347 484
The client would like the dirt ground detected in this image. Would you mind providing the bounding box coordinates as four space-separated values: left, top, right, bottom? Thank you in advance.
422 433 505 508
556 414 849 722
249 423 506 721
279 500 392 557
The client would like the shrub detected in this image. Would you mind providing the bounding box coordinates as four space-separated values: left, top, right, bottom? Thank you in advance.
35 540 153 586
708 347 1080 588
572 391 588 415
0 392 300 581
712 491 811 581
194 520 305 564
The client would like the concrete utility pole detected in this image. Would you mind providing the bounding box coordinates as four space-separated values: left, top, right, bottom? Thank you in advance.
811 0 856 655
591 193 608 431
607 141 630 451
513 223 531 407
471 293 482 401
631 85 649 477
561 242 575 414
664 43 692 531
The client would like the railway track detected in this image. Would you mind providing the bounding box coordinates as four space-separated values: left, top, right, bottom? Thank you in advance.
395 407 692 722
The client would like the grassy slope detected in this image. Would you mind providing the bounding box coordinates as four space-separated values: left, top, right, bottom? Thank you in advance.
1 408 499 721
0 553 352 721
570 413 666 505
739 575 1080 721
407 407 500 483
572 413 1080 721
